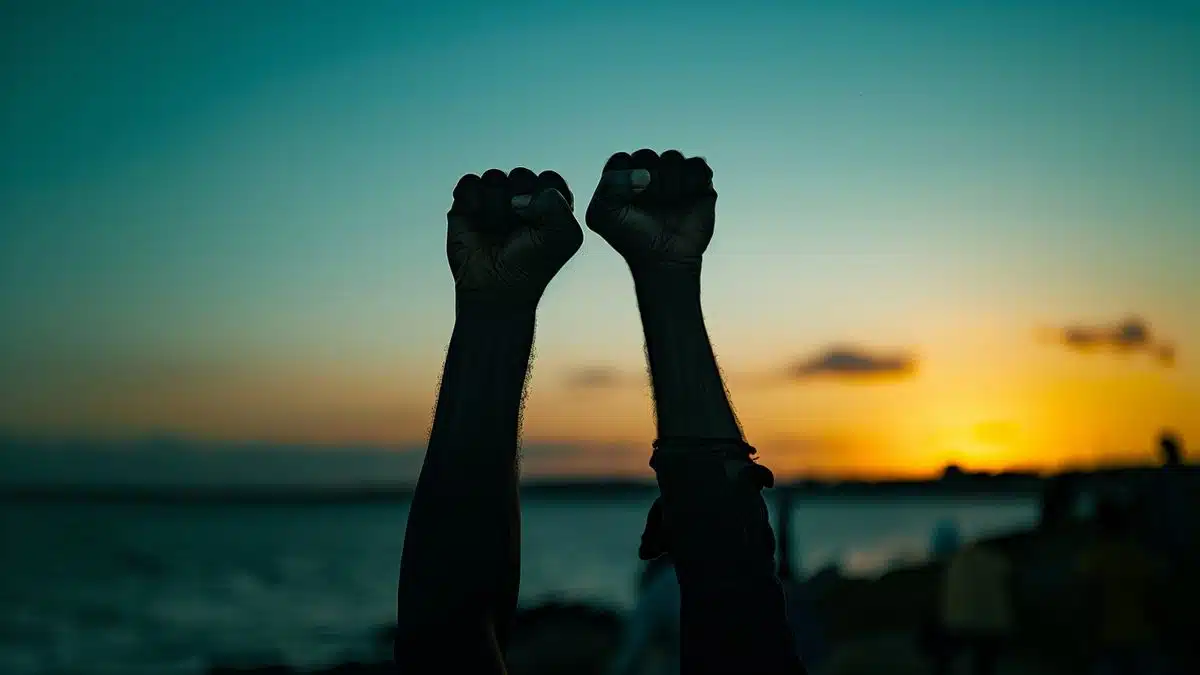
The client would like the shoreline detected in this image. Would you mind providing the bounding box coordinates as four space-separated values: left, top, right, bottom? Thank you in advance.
204 517 1199 675
0 476 1047 505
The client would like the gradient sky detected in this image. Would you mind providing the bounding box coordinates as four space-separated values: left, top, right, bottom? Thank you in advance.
2 0 1197 478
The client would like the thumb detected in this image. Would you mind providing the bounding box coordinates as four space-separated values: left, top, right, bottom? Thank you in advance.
513 188 583 250
513 187 573 227
589 169 652 212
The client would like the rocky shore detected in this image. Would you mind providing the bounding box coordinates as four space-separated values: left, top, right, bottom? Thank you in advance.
208 601 624 675
208 467 1200 675
207 520 1198 675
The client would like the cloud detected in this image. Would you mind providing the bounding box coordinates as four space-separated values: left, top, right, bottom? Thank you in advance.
562 365 638 390
1054 316 1176 367
785 346 917 381
563 345 918 389
1156 343 1176 367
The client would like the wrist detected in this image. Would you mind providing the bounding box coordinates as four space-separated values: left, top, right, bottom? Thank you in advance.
434 298 536 440
450 297 538 357
631 262 703 314
630 260 742 440
454 292 540 323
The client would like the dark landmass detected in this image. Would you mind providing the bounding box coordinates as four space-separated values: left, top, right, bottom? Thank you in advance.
11 463 1185 504
7 466 1186 504
1 432 1180 506
205 601 624 675
0 476 1040 504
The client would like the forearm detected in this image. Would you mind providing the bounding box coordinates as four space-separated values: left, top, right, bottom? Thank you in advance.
655 446 802 675
418 304 534 504
395 304 534 660
632 265 741 440
632 265 804 675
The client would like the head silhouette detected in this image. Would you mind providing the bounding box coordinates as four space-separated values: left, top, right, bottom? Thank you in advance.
1159 431 1182 467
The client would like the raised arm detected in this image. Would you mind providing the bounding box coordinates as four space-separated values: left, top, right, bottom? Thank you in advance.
586 149 807 675
394 169 583 674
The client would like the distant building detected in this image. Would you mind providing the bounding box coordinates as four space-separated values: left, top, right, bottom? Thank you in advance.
941 464 965 480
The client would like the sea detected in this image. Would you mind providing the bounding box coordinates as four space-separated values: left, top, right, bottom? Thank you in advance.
0 493 1037 675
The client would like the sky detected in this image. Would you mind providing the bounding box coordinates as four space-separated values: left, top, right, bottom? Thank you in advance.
1 0 1197 480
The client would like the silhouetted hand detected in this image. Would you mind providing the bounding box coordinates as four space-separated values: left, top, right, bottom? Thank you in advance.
448 168 583 308
585 149 717 273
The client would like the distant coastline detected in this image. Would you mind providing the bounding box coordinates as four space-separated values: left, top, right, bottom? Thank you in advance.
0 473 1049 504
3 430 1188 505
2 434 1182 505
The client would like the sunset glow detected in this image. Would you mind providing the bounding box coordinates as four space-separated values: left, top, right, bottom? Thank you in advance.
2 2 1196 480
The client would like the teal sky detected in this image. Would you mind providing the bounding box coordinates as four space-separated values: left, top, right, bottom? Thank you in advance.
2 1 1197 475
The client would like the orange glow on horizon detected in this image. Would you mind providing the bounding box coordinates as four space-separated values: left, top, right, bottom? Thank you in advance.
2 339 1195 480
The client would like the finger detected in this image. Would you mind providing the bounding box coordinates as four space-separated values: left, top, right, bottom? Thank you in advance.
448 173 482 240
505 184 583 268
630 148 660 169
588 151 651 226
531 184 584 257
525 184 574 226
589 170 652 216
478 168 512 237
654 149 687 204
536 170 573 211
508 169 582 254
447 173 482 272
450 173 482 216
650 153 716 207
507 167 539 209
682 155 716 198
602 152 633 172
510 169 574 220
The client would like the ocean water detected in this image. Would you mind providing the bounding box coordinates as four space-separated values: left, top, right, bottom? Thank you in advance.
0 494 1037 675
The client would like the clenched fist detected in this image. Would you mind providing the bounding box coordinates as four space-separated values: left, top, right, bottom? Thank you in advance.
585 149 717 273
448 168 583 308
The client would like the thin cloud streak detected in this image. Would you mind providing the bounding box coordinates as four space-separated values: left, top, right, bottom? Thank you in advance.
561 364 649 390
785 346 917 381
563 345 919 389
1050 315 1176 367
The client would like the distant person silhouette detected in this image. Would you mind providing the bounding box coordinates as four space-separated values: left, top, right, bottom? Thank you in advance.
777 487 797 585
929 519 962 561
1039 473 1078 530
1077 497 1169 675
606 556 682 675
931 540 1013 675
776 488 830 671
917 519 961 662
1159 431 1183 468
393 152 806 675
1144 431 1190 567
